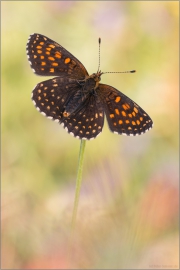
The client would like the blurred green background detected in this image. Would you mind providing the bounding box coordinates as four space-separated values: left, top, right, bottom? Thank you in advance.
2 1 179 269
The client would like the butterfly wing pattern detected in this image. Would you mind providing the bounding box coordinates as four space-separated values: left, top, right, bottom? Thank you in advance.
26 33 88 78
26 33 153 140
97 84 152 136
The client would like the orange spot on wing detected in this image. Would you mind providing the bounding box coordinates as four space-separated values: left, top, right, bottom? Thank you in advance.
37 50 42 54
125 120 130 124
119 120 123 124
121 111 126 117
110 114 115 118
123 103 131 110
48 57 55 61
140 117 143 121
132 112 136 117
40 55 44 59
136 120 140 125
115 109 120 115
115 96 121 103
134 107 138 113
50 68 54 73
63 111 70 117
40 42 44 45
52 62 58 66
49 44 55 48
64 57 71 64
55 52 61 58
36 45 42 49
132 121 136 125
125 103 130 109
41 62 46 66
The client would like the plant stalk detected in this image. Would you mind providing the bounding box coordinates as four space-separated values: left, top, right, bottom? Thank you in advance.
71 139 86 229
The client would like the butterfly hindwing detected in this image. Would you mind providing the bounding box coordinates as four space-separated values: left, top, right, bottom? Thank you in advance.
98 84 153 136
62 94 104 139
32 77 104 139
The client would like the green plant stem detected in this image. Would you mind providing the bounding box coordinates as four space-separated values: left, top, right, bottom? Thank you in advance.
71 139 86 229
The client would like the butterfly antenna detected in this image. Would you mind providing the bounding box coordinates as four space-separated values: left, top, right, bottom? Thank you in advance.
97 37 101 72
98 38 136 74
103 70 136 74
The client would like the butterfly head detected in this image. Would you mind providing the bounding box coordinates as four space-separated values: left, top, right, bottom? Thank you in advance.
88 71 103 89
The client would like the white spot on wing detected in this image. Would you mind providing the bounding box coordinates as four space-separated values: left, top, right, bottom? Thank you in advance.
96 132 101 138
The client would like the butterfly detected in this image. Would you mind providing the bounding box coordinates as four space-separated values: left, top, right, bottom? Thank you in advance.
26 33 153 140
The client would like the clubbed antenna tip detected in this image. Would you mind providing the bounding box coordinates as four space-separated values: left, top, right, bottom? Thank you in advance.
97 37 101 72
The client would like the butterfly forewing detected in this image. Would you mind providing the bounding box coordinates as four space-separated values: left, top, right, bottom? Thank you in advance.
98 84 153 136
26 33 88 79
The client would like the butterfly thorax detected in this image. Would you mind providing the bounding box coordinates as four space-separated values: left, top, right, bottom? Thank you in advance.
63 72 101 117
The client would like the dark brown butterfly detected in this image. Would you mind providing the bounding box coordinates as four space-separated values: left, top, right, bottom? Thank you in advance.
26 33 153 140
